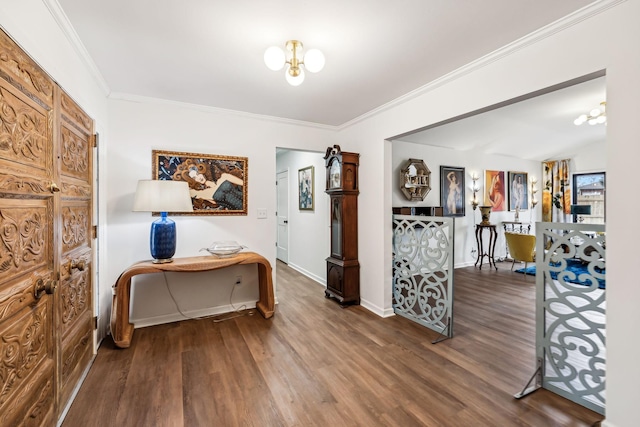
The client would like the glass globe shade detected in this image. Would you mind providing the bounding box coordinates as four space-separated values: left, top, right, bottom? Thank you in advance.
264 46 285 71
588 118 597 125
597 115 607 124
285 67 305 86
303 48 325 73
590 108 602 117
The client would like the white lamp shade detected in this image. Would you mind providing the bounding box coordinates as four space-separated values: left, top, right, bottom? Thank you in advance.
303 48 325 73
133 180 193 212
285 67 305 86
264 46 285 71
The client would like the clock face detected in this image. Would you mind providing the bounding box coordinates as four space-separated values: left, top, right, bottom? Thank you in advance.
330 161 341 188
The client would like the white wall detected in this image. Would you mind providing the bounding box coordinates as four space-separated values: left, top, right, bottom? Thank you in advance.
392 141 540 265
572 140 606 173
107 99 336 325
276 150 330 284
337 2 639 426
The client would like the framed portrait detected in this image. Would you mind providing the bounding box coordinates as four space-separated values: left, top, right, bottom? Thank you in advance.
152 150 248 215
508 171 529 211
440 166 465 217
298 166 314 210
484 170 506 212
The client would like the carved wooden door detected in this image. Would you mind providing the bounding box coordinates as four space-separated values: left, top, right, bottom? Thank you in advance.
0 29 94 426
55 87 94 412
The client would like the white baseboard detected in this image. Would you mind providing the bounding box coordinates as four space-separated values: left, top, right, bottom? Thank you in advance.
360 298 395 317
286 262 326 285
132 300 257 329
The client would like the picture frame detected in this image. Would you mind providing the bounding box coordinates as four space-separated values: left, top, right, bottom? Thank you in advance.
152 150 248 215
484 170 506 212
440 166 465 217
508 171 528 211
298 166 314 210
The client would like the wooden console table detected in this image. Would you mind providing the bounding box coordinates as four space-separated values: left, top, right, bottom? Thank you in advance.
475 224 498 270
111 252 275 348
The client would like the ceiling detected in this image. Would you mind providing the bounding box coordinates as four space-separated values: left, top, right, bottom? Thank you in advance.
56 0 597 128
395 75 607 161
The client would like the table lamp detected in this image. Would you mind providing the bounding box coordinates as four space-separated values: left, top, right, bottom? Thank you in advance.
570 204 591 223
133 180 193 263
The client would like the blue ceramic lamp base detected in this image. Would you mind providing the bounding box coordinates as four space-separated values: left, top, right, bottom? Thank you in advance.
150 212 177 263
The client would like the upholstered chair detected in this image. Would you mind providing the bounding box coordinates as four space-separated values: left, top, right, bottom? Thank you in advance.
504 232 536 271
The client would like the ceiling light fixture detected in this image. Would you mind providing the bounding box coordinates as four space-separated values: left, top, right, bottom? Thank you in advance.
574 101 607 126
264 40 325 86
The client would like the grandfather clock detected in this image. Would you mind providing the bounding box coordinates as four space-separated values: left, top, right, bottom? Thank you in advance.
324 145 360 305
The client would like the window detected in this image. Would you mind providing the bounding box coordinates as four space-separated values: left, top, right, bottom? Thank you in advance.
572 172 605 224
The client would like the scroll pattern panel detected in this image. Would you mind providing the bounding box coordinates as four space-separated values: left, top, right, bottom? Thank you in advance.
0 302 51 411
0 33 53 106
0 206 49 280
61 206 89 253
60 126 89 183
0 84 48 171
538 223 606 414
393 215 454 337
61 325 91 385
60 269 89 336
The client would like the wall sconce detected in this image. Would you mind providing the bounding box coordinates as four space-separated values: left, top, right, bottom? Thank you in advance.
264 40 325 86
470 173 480 210
133 180 194 263
530 177 538 208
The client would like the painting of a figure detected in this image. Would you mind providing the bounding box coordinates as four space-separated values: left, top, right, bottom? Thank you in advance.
484 170 506 212
153 150 248 215
298 166 314 210
440 166 465 217
508 171 528 211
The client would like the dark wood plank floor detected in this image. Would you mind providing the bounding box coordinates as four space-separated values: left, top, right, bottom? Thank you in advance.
63 261 602 426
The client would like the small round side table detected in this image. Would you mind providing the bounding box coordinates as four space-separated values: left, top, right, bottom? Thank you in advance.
475 223 498 270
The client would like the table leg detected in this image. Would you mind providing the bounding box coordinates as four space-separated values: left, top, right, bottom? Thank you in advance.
489 227 498 270
474 226 482 267
255 262 275 319
111 278 135 349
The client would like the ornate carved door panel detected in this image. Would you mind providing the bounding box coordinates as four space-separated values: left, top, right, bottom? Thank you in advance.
56 87 94 410
0 30 57 426
0 28 95 426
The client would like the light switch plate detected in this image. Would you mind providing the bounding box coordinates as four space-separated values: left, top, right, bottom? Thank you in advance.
257 208 268 219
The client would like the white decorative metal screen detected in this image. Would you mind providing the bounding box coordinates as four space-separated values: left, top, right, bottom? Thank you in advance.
392 215 454 340
533 223 606 414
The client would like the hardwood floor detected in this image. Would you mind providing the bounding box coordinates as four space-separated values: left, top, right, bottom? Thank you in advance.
63 261 602 426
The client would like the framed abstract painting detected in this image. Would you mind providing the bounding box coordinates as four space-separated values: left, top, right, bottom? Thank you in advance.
153 150 248 215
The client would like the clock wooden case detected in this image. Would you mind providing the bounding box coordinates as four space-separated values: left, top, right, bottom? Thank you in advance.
324 145 360 305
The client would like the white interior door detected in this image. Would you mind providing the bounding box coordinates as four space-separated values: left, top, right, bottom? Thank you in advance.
276 170 289 263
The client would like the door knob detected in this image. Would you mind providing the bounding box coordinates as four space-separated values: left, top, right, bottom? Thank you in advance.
69 258 86 272
284 220 288 224
34 278 57 299
49 182 61 193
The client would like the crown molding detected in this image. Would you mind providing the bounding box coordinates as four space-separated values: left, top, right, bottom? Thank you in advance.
108 92 337 131
337 0 626 131
43 0 111 95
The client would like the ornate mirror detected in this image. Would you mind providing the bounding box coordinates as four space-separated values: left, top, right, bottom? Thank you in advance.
400 158 431 201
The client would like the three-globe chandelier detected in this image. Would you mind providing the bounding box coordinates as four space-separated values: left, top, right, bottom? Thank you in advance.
264 40 325 86
574 101 607 126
